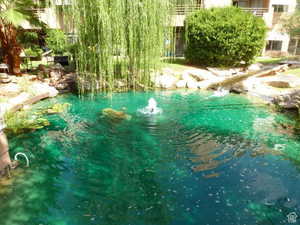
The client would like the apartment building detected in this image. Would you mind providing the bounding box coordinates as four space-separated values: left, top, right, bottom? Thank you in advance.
173 0 298 57
22 0 71 32
27 0 298 57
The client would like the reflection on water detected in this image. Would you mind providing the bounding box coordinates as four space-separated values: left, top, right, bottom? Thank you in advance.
1 91 300 225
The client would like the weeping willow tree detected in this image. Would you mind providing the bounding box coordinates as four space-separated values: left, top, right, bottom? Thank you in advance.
60 0 195 93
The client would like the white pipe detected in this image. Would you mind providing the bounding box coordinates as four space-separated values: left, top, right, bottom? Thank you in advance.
14 153 30 167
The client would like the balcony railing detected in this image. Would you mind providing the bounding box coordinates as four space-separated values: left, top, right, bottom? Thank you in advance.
54 0 72 5
30 8 46 13
174 4 202 15
240 8 269 17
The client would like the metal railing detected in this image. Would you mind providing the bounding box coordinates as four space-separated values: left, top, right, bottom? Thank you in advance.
174 4 202 15
27 0 47 14
30 8 46 13
240 8 269 17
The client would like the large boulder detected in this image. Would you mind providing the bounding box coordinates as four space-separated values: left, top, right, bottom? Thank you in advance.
31 83 59 97
181 72 194 82
102 108 131 121
248 63 263 72
187 80 199 89
49 73 77 93
272 90 300 109
185 71 204 82
154 74 177 89
176 80 187 88
52 63 64 71
266 81 291 88
230 82 246 94
7 92 31 109
37 64 51 77
0 83 21 97
181 72 198 89
50 71 62 82
184 69 217 81
197 80 213 89
55 82 69 91
207 68 234 77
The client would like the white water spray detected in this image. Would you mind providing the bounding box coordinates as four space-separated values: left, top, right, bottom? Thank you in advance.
14 153 30 167
138 98 162 115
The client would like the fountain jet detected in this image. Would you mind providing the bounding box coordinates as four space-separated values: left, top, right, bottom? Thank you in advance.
138 98 162 115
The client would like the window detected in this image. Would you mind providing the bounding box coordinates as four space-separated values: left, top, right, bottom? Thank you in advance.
266 40 283 51
272 5 288 13
288 39 300 55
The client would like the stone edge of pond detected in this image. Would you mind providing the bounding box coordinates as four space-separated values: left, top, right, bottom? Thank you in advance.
0 79 59 178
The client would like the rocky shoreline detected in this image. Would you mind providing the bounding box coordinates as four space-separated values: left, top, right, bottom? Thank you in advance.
1 62 300 122
153 63 300 109
0 64 77 177
0 64 77 115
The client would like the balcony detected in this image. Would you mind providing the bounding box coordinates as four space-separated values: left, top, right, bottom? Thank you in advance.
174 4 202 15
54 0 72 5
240 8 269 17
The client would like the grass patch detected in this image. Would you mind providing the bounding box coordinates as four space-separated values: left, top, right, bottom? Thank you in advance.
21 60 49 71
256 56 300 65
255 57 287 64
0 97 8 103
283 68 300 77
160 58 201 72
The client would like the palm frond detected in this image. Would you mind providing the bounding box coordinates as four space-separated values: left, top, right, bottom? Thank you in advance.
0 0 46 28
0 8 28 27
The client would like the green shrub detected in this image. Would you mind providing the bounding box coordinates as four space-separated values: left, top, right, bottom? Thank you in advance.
185 7 267 67
24 47 43 58
45 29 68 55
18 31 39 49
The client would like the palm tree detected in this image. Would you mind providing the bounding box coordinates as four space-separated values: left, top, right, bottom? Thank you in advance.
0 0 45 75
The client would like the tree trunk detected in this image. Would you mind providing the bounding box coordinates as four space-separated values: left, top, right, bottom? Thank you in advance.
4 46 22 75
0 24 22 75
0 131 11 175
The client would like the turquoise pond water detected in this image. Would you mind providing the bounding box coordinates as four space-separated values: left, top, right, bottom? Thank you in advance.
1 91 300 225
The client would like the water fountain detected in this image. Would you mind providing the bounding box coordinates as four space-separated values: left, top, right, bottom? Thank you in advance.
138 98 162 115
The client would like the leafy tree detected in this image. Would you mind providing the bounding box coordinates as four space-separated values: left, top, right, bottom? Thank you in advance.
45 29 68 55
17 31 39 49
0 0 44 74
185 7 267 67
284 0 300 36
18 31 43 58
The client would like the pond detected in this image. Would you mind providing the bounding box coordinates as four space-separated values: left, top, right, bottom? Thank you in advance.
1 91 300 225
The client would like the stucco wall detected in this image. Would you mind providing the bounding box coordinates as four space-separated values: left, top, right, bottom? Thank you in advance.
266 0 297 54
269 0 297 13
21 8 60 29
266 31 291 52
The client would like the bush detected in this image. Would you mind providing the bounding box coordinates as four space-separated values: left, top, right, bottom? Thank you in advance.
45 29 68 55
18 31 39 49
185 7 267 67
24 47 43 58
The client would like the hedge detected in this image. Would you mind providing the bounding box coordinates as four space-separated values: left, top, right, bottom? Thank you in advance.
185 7 267 67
